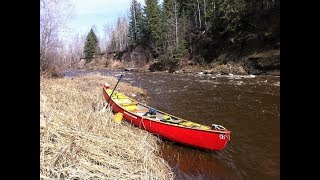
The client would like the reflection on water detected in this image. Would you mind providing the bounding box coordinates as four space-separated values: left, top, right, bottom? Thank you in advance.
63 69 280 180
160 141 236 179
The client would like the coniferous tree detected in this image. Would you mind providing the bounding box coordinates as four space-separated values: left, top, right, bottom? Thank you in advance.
144 0 163 51
83 28 99 59
161 0 172 50
215 0 246 33
128 0 146 46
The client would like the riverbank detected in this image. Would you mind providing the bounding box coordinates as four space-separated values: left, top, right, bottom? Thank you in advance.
73 48 279 76
40 74 174 179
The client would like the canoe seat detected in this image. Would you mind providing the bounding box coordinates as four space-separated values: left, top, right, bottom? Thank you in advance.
118 102 138 106
132 109 149 113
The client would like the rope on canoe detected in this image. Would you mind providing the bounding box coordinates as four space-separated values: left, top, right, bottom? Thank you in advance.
211 124 227 131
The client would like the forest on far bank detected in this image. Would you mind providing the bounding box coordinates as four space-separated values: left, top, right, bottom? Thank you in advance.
40 0 280 75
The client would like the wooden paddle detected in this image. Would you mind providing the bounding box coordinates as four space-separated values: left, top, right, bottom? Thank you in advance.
101 74 123 112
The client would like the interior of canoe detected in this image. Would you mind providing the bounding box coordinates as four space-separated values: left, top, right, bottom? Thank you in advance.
105 89 226 131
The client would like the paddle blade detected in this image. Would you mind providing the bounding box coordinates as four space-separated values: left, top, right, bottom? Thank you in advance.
100 102 108 112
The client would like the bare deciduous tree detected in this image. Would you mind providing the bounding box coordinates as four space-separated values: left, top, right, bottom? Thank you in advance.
164 0 181 51
197 0 202 28
40 0 74 70
105 16 129 53
66 33 86 67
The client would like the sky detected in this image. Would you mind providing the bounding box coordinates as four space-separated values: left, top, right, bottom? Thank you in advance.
66 0 147 38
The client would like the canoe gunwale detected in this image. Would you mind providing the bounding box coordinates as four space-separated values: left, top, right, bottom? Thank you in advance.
102 86 230 134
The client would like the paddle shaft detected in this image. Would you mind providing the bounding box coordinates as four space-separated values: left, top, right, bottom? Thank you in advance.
106 74 123 108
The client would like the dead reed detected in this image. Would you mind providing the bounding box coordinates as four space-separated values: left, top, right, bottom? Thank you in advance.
40 74 174 179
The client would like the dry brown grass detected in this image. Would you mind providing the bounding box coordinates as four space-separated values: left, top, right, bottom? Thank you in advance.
107 60 125 69
40 74 174 179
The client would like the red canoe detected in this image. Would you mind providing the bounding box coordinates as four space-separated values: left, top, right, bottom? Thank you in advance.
102 83 231 151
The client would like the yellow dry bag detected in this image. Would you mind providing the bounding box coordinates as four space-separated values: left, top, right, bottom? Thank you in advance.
114 112 123 124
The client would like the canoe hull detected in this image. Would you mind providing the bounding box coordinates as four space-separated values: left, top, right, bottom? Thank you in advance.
103 85 230 151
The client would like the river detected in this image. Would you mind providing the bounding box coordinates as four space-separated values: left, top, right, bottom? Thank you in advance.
63 69 280 180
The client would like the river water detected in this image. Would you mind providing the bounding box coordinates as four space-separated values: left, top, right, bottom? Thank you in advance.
64 69 280 180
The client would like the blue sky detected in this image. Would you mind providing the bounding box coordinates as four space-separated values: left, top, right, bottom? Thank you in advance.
67 0 147 38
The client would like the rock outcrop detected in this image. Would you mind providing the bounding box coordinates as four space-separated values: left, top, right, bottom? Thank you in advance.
243 50 280 75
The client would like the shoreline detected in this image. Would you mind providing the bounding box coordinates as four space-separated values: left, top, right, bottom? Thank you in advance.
40 74 174 179
57 63 280 77
70 49 280 76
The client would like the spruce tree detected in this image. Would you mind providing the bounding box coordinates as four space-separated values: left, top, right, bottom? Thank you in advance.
144 0 163 51
216 0 246 33
162 0 172 49
128 0 146 46
84 28 99 59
